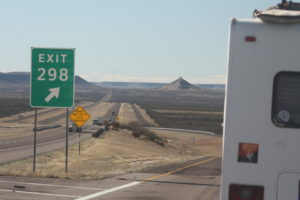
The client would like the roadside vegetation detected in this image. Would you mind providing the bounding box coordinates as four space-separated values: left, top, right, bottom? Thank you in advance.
121 122 166 146
0 129 215 179
143 106 223 134
0 98 34 118
0 88 107 118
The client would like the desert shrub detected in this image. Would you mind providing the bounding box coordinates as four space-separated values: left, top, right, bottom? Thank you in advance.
112 122 120 130
121 122 165 146
0 98 34 117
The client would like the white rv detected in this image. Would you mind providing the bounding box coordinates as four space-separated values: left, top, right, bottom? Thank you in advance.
221 3 300 200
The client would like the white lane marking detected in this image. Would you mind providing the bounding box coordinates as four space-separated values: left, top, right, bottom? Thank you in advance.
0 188 78 198
75 181 141 200
0 133 80 152
0 180 105 191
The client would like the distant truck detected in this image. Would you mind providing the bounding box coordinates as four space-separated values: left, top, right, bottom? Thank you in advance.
221 2 300 200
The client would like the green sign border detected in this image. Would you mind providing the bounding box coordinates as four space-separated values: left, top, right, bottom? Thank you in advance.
30 47 75 108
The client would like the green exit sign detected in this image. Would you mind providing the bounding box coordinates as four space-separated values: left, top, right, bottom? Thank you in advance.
30 48 75 108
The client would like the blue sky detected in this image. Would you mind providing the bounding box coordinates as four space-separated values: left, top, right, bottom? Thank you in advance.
0 0 275 83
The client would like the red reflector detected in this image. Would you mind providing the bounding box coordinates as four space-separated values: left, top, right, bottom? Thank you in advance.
245 36 256 42
229 184 264 200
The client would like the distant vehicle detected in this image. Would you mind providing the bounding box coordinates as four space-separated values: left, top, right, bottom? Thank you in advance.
68 123 74 132
93 117 103 125
68 122 82 132
221 2 300 200
77 126 82 132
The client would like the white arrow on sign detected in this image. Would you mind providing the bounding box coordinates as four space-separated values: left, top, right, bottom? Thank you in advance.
44 87 60 103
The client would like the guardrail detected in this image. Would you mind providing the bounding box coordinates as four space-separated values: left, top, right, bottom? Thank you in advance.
146 127 216 135
33 125 61 132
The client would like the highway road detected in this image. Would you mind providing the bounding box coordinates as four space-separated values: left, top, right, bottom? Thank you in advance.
0 102 121 164
38 102 97 124
4 108 59 123
0 98 221 199
0 131 90 164
103 103 121 119
0 156 221 200
0 127 76 151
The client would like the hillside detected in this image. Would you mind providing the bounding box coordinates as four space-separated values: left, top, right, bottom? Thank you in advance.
160 77 199 90
0 72 29 86
0 72 106 100
95 81 165 89
0 72 93 87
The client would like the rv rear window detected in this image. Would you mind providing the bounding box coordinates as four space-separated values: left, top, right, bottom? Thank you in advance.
272 72 300 128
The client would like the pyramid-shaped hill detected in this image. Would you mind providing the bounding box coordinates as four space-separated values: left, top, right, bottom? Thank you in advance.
160 77 199 90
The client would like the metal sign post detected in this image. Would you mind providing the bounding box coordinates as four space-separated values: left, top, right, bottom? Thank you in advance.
33 109 37 173
65 108 69 174
78 129 81 155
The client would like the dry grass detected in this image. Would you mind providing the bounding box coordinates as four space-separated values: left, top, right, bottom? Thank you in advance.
0 129 222 179
153 129 222 157
121 122 166 146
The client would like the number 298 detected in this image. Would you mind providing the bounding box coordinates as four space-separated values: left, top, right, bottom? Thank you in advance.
37 68 68 81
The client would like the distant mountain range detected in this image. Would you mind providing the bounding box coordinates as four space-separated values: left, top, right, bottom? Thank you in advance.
94 78 225 90
0 72 225 91
0 72 93 87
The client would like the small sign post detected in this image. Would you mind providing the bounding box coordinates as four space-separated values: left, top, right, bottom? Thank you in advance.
33 109 37 173
30 47 75 174
70 106 91 155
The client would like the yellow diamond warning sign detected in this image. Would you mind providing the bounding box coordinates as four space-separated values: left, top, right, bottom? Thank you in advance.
70 106 91 127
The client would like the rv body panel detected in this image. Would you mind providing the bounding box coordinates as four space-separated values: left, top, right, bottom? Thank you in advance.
221 18 300 200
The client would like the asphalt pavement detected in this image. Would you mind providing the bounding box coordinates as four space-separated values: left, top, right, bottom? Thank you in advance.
0 156 221 200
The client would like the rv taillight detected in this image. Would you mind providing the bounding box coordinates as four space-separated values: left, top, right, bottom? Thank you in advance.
229 184 264 200
245 36 256 42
